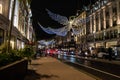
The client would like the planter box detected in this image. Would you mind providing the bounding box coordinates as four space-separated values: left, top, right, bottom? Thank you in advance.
0 59 28 80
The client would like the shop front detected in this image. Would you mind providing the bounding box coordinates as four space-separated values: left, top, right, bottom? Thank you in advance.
96 42 104 48
106 41 117 48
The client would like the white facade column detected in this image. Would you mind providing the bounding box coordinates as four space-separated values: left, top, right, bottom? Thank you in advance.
9 0 13 20
90 16 92 33
98 12 101 31
116 0 120 37
13 0 19 28
116 0 120 24
109 5 113 27
93 14 96 32
103 8 106 29
27 17 31 40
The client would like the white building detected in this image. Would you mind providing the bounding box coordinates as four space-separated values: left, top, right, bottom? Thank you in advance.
0 0 34 50
86 0 120 48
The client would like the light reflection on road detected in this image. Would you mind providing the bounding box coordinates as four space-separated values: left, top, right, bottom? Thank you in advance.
70 56 76 63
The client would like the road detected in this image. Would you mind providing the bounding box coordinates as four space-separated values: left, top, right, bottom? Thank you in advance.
57 54 120 80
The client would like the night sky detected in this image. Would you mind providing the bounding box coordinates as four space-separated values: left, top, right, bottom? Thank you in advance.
30 0 97 40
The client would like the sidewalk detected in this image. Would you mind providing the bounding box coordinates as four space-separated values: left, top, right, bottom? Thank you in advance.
24 57 97 80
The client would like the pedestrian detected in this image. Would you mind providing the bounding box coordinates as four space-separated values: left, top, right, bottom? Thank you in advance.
108 47 113 61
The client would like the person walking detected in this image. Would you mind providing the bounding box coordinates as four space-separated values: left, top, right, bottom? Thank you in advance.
108 47 113 61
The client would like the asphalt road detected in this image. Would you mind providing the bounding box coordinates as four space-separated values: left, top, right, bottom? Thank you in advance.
57 54 120 80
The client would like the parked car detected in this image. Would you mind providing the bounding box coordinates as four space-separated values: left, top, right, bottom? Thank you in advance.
97 52 108 58
97 47 116 59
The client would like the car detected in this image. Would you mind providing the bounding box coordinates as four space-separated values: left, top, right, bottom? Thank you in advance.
97 52 108 58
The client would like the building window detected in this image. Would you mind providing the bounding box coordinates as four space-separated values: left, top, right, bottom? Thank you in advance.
96 13 99 32
113 7 117 26
100 12 104 30
92 16 94 32
106 10 110 29
0 4 2 14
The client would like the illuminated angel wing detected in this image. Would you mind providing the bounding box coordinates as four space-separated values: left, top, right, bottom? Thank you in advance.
38 22 68 36
38 22 55 34
49 25 68 36
46 9 69 25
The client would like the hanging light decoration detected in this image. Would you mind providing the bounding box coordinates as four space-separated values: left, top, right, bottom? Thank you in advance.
38 9 92 37
46 9 86 35
38 22 68 36
46 9 69 25
38 23 55 34
38 39 55 46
